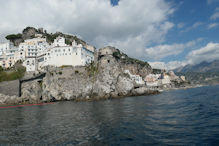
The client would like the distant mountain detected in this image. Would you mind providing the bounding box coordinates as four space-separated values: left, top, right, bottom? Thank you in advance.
175 60 219 73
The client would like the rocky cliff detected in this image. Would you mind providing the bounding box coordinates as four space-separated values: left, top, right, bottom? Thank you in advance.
0 46 156 104
40 46 155 102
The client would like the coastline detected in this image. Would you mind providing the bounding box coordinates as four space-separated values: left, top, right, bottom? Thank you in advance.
1 83 218 106
0 46 195 106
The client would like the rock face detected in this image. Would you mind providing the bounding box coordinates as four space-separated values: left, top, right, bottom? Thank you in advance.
0 80 43 105
0 46 157 104
41 46 156 102
0 93 19 105
21 81 42 103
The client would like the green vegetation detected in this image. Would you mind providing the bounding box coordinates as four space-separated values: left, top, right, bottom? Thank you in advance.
0 66 26 82
45 33 59 43
152 69 162 74
58 71 62 75
65 39 72 45
22 27 37 33
75 70 79 74
60 65 72 68
112 49 151 68
0 66 3 72
5 33 22 41
72 36 86 46
86 63 98 76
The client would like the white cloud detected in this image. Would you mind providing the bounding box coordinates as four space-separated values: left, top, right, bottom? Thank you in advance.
186 42 219 64
180 21 203 33
149 62 168 70
166 61 187 70
210 12 219 20
208 23 218 29
149 61 187 70
145 39 202 60
145 43 185 60
192 22 203 28
149 41 219 70
177 22 185 29
0 0 175 59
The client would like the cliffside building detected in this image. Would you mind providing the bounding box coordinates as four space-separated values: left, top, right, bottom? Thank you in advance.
0 35 95 71
22 37 94 72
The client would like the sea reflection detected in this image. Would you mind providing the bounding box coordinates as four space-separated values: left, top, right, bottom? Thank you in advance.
0 85 219 145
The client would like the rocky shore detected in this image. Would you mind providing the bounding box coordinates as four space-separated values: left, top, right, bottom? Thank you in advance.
0 46 186 105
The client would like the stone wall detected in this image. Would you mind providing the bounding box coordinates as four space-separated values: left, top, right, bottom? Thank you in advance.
0 80 20 96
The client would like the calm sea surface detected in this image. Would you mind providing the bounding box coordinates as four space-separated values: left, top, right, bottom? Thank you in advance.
0 85 219 145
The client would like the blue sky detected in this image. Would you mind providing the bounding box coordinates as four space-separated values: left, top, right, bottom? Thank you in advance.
166 0 219 60
111 0 219 67
0 0 219 69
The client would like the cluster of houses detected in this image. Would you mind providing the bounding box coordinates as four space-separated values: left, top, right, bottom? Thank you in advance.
144 71 186 87
125 69 186 87
0 34 95 72
97 46 186 87
0 34 185 87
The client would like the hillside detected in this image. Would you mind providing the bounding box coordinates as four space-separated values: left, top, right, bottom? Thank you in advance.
175 60 219 73
5 27 88 47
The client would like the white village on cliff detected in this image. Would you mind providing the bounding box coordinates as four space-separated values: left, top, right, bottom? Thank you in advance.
0 28 186 88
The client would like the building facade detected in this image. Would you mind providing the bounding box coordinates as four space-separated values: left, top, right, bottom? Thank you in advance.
1 36 94 71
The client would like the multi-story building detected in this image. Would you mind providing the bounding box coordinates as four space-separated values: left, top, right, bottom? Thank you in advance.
23 57 37 72
0 36 95 72
0 42 15 56
52 36 67 47
19 37 49 57
23 37 94 72
36 40 94 71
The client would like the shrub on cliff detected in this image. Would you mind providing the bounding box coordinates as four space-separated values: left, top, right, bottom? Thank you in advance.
0 66 26 82
5 34 22 41
0 66 3 72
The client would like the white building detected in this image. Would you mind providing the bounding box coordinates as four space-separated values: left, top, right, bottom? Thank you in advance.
0 36 94 71
0 53 16 68
53 36 67 47
145 74 161 87
161 73 171 85
37 40 94 71
19 37 49 57
124 70 145 85
0 42 14 56
23 57 37 72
